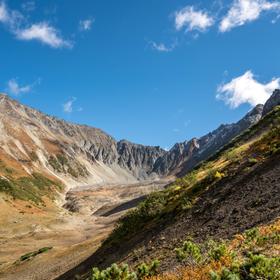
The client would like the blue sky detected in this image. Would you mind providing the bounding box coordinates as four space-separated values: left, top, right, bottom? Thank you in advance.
1 0 280 148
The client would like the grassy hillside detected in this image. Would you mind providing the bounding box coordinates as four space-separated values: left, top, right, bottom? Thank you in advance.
58 106 280 280
0 157 63 205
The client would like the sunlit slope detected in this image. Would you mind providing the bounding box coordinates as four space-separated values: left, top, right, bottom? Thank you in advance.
60 106 280 280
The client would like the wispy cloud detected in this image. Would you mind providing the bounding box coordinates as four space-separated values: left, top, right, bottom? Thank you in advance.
216 71 280 108
0 1 72 49
7 78 40 95
21 1 36 12
175 6 214 32
79 18 94 31
150 41 175 52
63 97 82 113
0 2 23 28
219 0 280 32
0 2 8 22
184 120 191 127
16 22 72 48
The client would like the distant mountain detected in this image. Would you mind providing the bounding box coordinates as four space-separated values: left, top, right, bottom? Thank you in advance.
0 90 279 198
153 104 264 176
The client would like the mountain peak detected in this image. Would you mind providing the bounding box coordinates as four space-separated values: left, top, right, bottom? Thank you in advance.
262 89 280 117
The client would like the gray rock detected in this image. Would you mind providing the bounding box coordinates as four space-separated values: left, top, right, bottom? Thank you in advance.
262 89 280 117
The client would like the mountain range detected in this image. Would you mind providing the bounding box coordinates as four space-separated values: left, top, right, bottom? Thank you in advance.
1 90 277 193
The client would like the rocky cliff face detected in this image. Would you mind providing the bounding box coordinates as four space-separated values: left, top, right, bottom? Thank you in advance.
262 89 280 116
0 90 278 190
117 140 165 179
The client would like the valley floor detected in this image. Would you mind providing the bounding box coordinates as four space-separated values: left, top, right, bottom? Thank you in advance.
0 180 169 280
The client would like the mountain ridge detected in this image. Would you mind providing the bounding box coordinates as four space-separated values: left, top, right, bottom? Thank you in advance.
0 91 278 194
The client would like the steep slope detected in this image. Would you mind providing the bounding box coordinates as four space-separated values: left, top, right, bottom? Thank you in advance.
262 88 280 116
153 104 264 176
57 97 280 279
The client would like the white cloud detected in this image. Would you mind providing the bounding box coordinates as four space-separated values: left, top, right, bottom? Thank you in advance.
217 70 280 108
63 97 77 113
220 0 280 32
0 2 23 28
16 22 72 48
79 19 94 31
7 78 38 95
0 2 8 22
150 41 174 52
175 6 214 32
0 2 72 49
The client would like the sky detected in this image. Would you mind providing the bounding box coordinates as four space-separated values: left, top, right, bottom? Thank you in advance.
0 0 280 149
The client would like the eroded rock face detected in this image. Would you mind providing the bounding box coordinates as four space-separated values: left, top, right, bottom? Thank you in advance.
117 140 166 179
262 89 280 117
0 94 167 182
153 139 199 175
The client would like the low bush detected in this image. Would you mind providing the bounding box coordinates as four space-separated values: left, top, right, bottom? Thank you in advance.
207 240 227 261
210 254 280 280
19 247 53 262
175 239 202 263
90 260 160 280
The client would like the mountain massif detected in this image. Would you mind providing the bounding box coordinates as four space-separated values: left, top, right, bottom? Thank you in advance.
0 92 268 193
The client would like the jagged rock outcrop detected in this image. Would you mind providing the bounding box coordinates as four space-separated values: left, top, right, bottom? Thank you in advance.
262 89 280 117
117 140 165 179
153 139 199 175
153 104 263 175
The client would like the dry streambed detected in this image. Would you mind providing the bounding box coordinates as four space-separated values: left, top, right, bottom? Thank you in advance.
0 180 168 280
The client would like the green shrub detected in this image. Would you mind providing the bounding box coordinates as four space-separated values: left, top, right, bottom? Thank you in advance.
19 247 53 262
91 264 137 280
241 254 280 280
207 240 227 261
90 261 160 280
210 268 240 280
244 228 260 243
211 254 280 280
136 260 160 278
256 232 280 246
175 239 202 263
